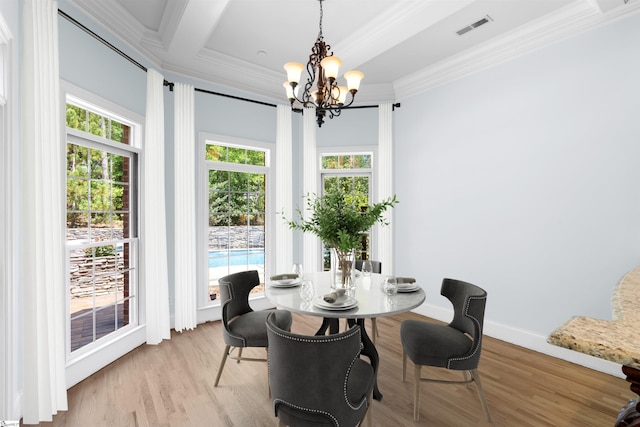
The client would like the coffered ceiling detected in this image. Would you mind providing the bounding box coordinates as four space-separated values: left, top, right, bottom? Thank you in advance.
68 0 640 104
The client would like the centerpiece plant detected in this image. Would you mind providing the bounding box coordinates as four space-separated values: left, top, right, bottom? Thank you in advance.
285 188 398 287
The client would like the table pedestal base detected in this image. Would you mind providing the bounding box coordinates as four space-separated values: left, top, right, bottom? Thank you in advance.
616 366 640 427
316 317 382 401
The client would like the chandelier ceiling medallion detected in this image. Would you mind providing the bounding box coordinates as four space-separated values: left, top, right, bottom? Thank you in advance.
283 0 364 127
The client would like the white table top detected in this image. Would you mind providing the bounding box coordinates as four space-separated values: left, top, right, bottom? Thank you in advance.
265 271 425 319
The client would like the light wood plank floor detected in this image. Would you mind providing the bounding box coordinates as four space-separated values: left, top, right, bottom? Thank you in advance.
29 311 632 426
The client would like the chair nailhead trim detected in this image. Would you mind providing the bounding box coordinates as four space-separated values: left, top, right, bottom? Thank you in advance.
344 355 368 411
273 399 339 426
447 295 486 369
266 324 360 343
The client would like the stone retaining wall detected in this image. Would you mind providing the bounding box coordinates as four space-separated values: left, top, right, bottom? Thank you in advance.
69 251 124 299
68 226 265 299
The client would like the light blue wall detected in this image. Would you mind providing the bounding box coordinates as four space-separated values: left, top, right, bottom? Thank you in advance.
395 12 640 337
194 89 277 141
58 2 149 115
316 106 378 147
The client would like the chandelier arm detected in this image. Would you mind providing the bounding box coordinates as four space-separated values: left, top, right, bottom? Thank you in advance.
327 108 341 119
322 89 357 111
286 82 308 107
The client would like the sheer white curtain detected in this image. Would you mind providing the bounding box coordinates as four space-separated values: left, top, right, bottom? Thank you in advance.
302 107 319 272
143 69 171 344
275 105 294 274
173 82 196 332
0 8 17 422
20 0 68 423
377 103 394 274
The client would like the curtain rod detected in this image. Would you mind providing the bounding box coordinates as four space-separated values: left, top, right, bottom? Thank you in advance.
57 9 399 113
58 9 148 73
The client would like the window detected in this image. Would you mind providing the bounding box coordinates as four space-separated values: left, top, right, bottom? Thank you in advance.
320 152 374 268
204 141 270 303
65 100 139 355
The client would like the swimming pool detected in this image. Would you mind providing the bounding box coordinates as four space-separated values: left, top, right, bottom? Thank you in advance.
208 248 265 268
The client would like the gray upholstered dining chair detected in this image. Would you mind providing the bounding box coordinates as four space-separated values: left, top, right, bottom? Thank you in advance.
355 259 382 342
400 278 491 422
266 312 375 427
214 270 292 388
354 259 382 274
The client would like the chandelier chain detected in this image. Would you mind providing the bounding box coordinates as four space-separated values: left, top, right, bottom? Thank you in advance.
318 0 323 39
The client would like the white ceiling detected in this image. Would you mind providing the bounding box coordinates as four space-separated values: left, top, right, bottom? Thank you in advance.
68 0 640 104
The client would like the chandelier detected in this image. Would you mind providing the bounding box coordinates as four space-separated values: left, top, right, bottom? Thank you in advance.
283 0 364 127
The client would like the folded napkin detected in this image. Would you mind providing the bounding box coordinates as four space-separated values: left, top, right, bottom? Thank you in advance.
323 288 346 304
270 274 299 281
396 277 417 289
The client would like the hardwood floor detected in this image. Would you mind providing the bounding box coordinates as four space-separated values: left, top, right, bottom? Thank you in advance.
30 311 632 426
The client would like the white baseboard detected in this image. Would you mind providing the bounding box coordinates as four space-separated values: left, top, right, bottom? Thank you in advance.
411 303 625 379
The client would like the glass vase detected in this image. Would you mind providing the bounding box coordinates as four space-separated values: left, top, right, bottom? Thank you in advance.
330 247 356 289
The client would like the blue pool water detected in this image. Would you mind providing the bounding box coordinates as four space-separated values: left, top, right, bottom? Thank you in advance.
208 248 265 268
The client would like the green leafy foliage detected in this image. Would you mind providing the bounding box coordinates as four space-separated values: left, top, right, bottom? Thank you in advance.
84 244 116 258
284 188 398 252
66 104 129 229
208 170 265 226
66 105 125 142
206 145 267 226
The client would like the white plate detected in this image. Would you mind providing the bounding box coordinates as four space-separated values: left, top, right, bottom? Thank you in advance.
397 284 420 293
270 279 302 288
313 296 358 311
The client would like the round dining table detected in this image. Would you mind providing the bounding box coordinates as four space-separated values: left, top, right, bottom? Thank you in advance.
265 271 426 400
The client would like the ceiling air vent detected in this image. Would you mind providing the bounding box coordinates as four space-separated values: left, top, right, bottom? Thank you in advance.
456 15 493 36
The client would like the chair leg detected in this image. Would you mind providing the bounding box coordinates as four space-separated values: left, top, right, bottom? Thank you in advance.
463 370 471 383
402 350 407 382
413 363 421 421
365 395 373 426
267 348 271 398
237 347 243 363
214 345 230 387
470 369 492 423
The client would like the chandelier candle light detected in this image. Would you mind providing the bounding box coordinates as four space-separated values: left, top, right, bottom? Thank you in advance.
283 0 364 127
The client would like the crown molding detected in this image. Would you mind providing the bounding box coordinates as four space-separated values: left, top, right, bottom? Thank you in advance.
165 48 284 101
69 0 147 46
69 0 188 53
394 0 640 100
66 0 164 68
154 0 188 51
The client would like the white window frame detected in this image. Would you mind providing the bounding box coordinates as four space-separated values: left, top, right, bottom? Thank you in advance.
61 81 146 388
318 146 378 261
197 133 275 321
64 131 140 357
